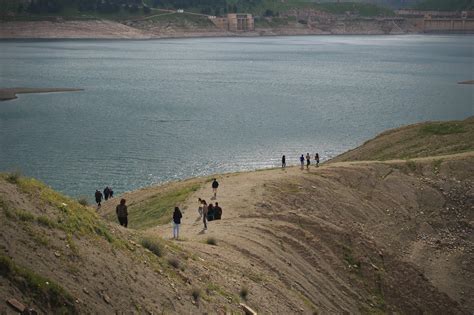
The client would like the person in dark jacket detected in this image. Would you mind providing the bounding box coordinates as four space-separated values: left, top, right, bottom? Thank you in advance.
214 202 222 220
202 200 208 230
315 153 320 167
212 178 219 198
103 186 110 200
207 203 215 221
95 190 103 207
282 155 286 168
116 198 128 227
172 207 182 239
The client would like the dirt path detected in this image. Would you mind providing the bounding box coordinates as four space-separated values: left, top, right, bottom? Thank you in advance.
138 152 473 313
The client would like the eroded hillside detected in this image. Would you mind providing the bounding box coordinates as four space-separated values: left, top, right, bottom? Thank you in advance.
1 118 473 314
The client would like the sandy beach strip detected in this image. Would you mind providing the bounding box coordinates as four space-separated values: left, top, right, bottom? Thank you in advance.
0 87 84 101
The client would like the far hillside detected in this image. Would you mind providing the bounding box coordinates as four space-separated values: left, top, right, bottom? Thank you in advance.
1 0 394 21
414 0 474 11
330 117 474 162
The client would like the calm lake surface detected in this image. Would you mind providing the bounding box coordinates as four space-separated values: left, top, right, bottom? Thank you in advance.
0 35 473 198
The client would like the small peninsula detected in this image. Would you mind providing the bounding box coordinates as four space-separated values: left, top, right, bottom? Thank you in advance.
0 88 84 101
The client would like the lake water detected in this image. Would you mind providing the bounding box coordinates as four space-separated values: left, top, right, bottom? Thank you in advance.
0 35 473 198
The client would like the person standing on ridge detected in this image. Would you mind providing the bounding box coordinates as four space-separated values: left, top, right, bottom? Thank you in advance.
198 198 203 218
103 186 110 201
282 155 286 168
306 153 311 169
315 153 320 167
109 188 114 198
95 190 103 208
212 178 219 198
116 198 128 228
300 154 304 169
214 202 222 220
172 207 182 240
202 200 208 230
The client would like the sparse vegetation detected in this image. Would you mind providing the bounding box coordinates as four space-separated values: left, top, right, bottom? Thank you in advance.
77 197 89 206
432 159 443 174
406 160 418 172
37 215 59 228
168 257 180 269
420 122 466 136
14 176 116 243
113 182 201 229
141 236 165 257
206 237 217 246
15 209 35 222
5 171 21 184
0 253 77 314
191 287 201 301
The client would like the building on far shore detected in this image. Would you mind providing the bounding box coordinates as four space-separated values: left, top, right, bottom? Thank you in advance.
209 13 254 32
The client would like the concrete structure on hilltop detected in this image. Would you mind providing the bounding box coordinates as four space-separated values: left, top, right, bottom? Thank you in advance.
209 13 254 32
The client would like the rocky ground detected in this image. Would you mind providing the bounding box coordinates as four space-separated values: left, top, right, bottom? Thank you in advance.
1 118 472 314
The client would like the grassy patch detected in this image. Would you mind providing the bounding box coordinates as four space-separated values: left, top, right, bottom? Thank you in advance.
5 171 21 184
37 215 59 228
15 209 35 222
141 236 165 257
120 182 201 230
0 196 15 219
420 122 466 135
77 197 88 206
0 254 76 314
15 176 115 243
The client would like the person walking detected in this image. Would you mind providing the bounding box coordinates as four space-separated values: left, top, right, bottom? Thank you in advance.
202 200 208 230
299 154 304 169
109 188 114 198
103 186 110 201
95 190 103 207
282 155 286 168
306 153 311 169
116 198 128 228
315 153 320 167
197 198 203 218
172 207 182 240
212 178 219 198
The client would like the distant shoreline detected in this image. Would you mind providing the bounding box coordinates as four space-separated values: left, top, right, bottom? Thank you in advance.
0 88 84 101
3 19 472 40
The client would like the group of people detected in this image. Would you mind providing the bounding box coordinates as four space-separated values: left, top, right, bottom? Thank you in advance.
281 153 320 169
94 186 114 207
172 178 222 239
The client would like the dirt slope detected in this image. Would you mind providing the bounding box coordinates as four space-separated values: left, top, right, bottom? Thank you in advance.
1 119 473 314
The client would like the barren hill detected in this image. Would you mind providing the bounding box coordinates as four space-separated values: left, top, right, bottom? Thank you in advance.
1 118 473 314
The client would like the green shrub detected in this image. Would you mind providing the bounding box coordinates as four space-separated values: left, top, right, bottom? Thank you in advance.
206 237 217 246
77 197 88 206
37 215 58 228
191 288 201 301
141 237 165 257
16 209 35 222
6 171 21 184
240 287 249 300
168 257 180 269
